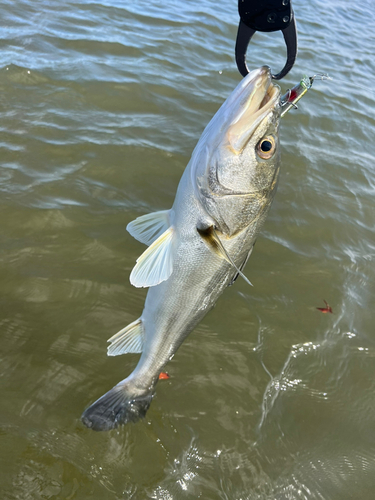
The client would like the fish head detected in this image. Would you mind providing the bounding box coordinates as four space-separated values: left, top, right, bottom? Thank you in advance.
193 66 281 236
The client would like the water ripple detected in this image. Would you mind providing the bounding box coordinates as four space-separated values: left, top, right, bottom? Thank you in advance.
0 0 375 499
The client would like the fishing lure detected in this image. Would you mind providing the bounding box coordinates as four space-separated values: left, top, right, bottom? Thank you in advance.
280 73 330 117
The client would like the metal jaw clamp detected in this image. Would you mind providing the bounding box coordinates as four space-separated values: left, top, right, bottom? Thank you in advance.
235 0 298 80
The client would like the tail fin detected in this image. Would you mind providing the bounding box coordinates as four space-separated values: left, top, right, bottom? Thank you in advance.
81 382 153 431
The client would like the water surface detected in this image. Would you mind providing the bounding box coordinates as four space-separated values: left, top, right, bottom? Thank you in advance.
1 1 375 499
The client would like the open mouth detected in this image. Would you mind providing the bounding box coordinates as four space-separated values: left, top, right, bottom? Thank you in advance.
259 82 280 112
227 67 280 153
240 66 280 118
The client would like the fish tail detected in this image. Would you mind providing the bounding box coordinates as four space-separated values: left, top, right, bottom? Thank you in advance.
81 381 154 431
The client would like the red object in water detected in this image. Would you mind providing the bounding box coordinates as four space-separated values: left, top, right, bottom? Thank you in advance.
316 300 333 314
158 372 170 380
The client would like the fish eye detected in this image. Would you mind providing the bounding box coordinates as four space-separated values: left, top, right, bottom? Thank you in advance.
256 136 276 159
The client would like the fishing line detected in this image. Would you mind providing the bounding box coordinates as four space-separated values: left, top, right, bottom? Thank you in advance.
331 76 375 99
305 72 375 99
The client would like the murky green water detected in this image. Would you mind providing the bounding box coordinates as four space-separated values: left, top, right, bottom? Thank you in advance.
1 0 375 498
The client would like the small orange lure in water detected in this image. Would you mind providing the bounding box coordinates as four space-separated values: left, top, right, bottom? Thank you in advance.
316 300 333 314
158 372 170 380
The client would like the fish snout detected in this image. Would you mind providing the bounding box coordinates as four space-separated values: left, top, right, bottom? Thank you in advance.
227 66 279 153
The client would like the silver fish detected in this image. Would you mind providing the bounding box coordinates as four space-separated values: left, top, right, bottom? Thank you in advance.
82 66 281 431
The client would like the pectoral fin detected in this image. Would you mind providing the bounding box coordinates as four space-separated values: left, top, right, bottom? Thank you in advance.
197 226 253 287
127 210 170 246
229 245 254 286
107 318 144 356
130 227 174 288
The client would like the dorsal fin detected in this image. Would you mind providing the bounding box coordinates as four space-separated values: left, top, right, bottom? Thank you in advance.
107 318 144 356
130 227 174 288
197 225 253 287
127 210 170 246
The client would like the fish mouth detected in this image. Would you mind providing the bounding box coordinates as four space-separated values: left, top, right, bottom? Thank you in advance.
227 66 280 153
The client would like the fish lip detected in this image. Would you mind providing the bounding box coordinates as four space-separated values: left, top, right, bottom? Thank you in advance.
227 66 281 153
248 65 281 109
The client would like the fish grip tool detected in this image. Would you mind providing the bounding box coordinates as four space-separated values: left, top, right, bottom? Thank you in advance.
236 0 297 80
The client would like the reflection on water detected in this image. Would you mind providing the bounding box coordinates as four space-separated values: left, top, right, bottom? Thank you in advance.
0 0 375 498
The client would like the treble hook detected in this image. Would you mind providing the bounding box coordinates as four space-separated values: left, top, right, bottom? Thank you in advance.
235 0 298 80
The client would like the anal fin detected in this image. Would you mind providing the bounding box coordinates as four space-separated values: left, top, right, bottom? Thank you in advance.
107 318 144 356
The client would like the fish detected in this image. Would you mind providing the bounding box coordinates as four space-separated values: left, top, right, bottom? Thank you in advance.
81 65 281 431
